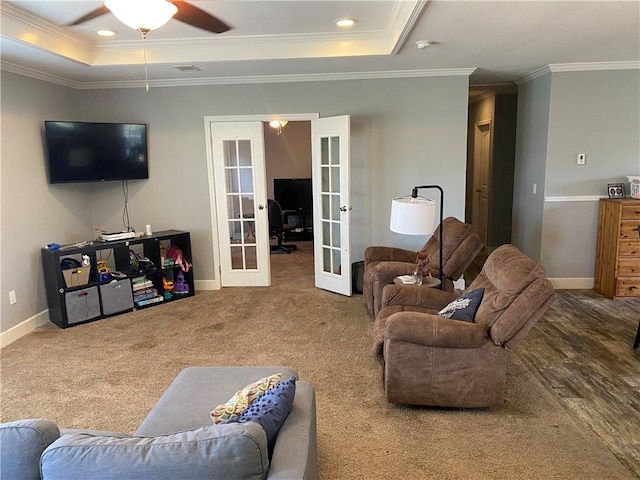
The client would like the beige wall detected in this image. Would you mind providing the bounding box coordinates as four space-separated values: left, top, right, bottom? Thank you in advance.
514 68 640 283
264 121 312 200
1 73 93 335
1 73 470 335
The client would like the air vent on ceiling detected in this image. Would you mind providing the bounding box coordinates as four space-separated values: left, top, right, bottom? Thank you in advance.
172 65 202 73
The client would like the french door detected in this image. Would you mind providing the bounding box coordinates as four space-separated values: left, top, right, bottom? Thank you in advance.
206 114 351 295
210 122 270 286
311 115 352 296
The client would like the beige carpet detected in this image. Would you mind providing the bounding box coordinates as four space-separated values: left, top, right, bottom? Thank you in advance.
0 242 633 479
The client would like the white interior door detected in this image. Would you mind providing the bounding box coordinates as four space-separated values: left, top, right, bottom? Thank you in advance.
312 115 351 296
472 121 491 250
211 122 270 286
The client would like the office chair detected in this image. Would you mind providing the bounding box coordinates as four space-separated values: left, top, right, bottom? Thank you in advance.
268 199 297 254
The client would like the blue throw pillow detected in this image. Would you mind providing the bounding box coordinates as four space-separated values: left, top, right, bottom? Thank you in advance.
437 288 485 322
237 376 296 457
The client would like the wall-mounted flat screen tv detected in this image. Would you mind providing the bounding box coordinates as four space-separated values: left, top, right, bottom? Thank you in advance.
44 121 148 184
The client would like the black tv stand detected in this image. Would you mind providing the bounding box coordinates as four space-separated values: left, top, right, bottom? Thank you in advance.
283 209 313 241
41 230 194 328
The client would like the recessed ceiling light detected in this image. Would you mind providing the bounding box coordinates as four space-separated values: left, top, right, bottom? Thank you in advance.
96 29 117 37
334 17 357 28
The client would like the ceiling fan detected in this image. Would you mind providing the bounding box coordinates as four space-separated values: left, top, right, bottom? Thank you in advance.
68 0 232 38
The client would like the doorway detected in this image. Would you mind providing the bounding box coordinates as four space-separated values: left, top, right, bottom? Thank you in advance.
466 90 518 253
204 114 353 296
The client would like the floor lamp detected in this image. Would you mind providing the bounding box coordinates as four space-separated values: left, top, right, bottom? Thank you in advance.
390 185 444 290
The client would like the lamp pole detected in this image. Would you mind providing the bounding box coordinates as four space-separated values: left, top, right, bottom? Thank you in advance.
411 185 444 290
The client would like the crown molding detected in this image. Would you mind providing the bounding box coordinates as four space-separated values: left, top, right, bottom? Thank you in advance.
515 66 551 85
0 2 93 65
93 33 395 66
390 0 428 55
1 0 425 68
548 61 640 72
77 68 476 90
0 2 88 45
1 64 474 91
0 61 80 89
517 61 640 84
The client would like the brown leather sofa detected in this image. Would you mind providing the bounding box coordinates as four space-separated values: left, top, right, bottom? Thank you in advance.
372 244 555 408
363 217 483 318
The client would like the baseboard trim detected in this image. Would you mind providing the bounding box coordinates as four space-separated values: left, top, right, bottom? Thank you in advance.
1 282 219 348
0 310 50 349
194 279 219 291
545 195 604 202
549 278 594 289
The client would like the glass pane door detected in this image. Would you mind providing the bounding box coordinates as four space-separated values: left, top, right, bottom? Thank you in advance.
210 122 270 287
223 139 258 271
312 116 351 295
320 136 342 275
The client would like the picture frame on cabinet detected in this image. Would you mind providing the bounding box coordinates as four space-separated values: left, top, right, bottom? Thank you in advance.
607 183 626 199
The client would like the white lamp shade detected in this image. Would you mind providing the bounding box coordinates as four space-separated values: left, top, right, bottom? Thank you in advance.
105 0 178 31
390 197 436 235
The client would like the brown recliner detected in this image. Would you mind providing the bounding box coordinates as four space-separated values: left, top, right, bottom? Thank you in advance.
363 217 483 318
372 244 555 408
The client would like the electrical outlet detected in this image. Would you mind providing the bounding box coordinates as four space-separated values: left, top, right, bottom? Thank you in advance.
9 290 17 305
577 153 586 165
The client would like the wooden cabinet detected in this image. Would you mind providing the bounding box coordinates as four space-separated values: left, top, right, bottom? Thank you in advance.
594 199 640 299
41 230 194 328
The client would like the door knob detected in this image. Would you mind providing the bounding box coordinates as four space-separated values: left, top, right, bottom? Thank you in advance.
340 206 348 212
258 204 264 210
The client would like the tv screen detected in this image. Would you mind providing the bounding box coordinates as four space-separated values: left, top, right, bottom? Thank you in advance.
274 178 312 211
44 121 148 184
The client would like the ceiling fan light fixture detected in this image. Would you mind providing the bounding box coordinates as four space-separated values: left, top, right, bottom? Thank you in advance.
105 0 178 33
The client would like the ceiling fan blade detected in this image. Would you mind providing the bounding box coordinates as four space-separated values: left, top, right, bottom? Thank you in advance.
67 5 110 26
171 1 232 33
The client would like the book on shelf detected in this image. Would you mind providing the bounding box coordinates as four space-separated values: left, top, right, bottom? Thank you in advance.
135 295 163 307
133 289 159 303
132 279 153 291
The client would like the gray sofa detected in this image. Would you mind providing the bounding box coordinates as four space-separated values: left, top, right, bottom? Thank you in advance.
0 366 317 480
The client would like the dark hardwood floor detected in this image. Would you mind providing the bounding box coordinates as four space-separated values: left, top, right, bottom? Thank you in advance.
517 289 640 478
465 254 640 477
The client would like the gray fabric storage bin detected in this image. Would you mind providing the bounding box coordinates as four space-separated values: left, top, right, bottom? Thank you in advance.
64 287 101 325
99 279 134 315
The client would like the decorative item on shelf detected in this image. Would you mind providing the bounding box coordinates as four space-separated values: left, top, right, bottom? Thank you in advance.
607 182 626 199
167 245 190 272
163 258 175 268
173 271 189 294
412 252 433 286
162 275 174 300
129 249 155 273
390 184 445 290
61 257 90 287
96 260 112 282
628 176 640 199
